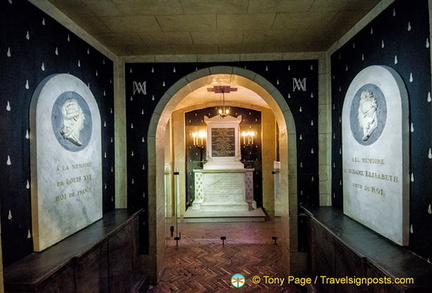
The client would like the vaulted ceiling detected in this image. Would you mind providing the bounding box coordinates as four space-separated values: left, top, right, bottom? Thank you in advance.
46 0 381 56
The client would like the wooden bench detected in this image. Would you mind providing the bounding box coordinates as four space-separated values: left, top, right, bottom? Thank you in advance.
302 206 432 292
4 209 146 293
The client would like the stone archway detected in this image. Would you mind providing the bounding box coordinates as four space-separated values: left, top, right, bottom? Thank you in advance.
146 66 298 282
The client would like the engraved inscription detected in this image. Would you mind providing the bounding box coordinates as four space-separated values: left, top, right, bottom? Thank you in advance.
211 128 235 157
54 161 95 203
344 156 398 197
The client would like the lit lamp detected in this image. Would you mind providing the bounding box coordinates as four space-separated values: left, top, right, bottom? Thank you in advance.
207 85 237 118
192 130 206 148
218 89 230 117
241 131 256 168
241 131 256 145
192 130 206 167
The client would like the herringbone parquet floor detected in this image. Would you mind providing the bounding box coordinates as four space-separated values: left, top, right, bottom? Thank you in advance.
147 219 302 293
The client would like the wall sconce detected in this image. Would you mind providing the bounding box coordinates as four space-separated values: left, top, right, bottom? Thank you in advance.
192 130 206 147
241 131 256 168
192 130 206 167
241 131 256 145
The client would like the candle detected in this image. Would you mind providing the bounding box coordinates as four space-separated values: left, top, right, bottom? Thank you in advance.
192 132 197 146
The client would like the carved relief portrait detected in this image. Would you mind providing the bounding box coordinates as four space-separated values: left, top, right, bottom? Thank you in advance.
52 91 92 151
60 98 85 146
350 84 386 145
357 90 378 141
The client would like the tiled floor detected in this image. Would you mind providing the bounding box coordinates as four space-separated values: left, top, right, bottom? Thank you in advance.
147 219 302 292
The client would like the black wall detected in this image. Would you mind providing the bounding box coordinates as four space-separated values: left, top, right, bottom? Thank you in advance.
331 0 432 261
125 60 319 253
0 0 115 266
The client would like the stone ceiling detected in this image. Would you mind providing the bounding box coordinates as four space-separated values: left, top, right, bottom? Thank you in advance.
46 0 381 56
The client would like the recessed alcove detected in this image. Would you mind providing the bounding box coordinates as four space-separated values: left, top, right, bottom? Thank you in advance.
146 66 300 281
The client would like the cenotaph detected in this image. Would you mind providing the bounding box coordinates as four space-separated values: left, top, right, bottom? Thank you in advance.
192 115 254 212
342 65 409 245
30 74 102 251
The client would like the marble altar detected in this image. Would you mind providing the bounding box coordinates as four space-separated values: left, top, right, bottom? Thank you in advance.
190 114 256 213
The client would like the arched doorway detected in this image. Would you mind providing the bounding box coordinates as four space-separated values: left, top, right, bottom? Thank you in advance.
146 66 298 282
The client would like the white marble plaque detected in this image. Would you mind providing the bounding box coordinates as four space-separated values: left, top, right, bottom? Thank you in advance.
342 65 409 246
203 115 244 169
30 74 102 251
